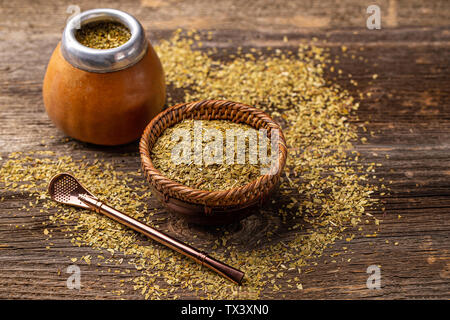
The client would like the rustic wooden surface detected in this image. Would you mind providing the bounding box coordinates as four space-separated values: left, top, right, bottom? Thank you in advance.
0 0 449 299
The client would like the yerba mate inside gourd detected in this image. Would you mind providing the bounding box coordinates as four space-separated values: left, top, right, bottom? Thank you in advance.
151 119 274 191
75 21 131 49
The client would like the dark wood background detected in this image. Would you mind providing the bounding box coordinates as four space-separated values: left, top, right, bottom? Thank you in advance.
0 0 449 299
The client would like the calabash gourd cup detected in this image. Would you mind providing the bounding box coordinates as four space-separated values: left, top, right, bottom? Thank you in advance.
43 8 165 146
139 100 288 225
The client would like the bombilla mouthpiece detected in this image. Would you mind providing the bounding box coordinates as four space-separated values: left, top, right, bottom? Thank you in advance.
61 8 148 73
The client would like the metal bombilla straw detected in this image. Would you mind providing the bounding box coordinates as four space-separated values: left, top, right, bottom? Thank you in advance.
48 173 245 285
61 8 148 73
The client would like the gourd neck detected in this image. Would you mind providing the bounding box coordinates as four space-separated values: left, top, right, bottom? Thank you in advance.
61 8 148 73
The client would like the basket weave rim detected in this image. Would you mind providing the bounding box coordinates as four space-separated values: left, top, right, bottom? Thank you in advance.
139 99 288 206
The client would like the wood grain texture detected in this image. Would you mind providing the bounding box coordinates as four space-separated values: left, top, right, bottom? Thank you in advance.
0 0 449 299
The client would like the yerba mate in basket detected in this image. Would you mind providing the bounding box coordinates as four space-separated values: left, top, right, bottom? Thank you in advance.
140 100 287 225
151 119 275 191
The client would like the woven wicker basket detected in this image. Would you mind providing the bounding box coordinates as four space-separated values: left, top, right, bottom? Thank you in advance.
139 100 287 225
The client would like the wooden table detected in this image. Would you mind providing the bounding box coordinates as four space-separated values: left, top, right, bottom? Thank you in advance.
0 0 449 299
